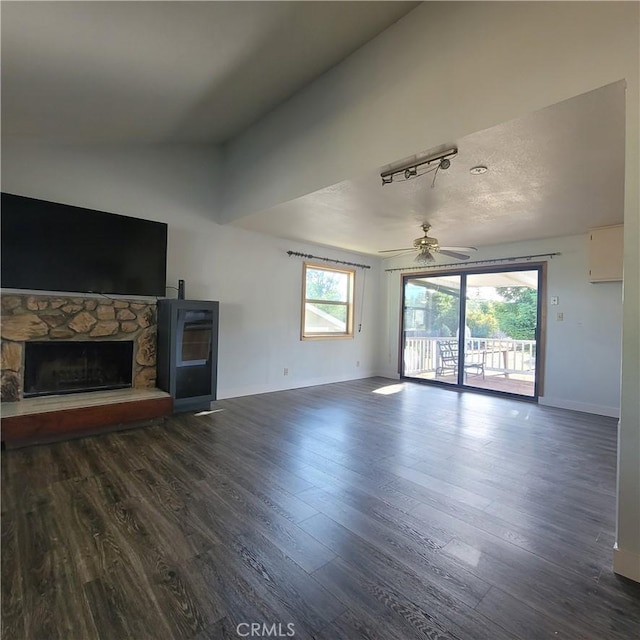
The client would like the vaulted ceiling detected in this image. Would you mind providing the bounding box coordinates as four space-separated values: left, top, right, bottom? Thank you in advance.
1 1 418 144
1 2 625 255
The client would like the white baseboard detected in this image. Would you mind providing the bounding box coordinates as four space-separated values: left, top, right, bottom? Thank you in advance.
218 371 378 400
613 544 640 583
538 396 620 418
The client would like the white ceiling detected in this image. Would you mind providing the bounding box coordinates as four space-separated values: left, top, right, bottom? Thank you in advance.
1 1 418 144
1 3 625 256
233 81 626 255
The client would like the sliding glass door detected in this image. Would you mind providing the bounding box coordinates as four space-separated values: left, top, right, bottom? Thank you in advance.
402 266 542 399
403 274 461 386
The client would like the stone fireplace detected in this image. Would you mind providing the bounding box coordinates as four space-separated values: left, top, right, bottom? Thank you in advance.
1 294 157 402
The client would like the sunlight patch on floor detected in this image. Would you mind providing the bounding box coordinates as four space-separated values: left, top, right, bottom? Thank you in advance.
372 383 405 395
194 409 225 416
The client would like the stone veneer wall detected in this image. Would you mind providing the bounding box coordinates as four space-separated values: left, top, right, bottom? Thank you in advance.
0 294 157 402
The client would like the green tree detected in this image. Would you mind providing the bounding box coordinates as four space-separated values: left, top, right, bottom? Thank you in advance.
494 287 537 339
306 268 345 300
430 290 459 336
403 286 460 336
466 300 499 338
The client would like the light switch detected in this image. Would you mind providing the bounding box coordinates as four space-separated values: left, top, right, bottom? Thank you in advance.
551 296 559 305
557 312 564 321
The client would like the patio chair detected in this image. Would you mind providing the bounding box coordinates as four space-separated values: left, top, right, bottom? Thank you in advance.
436 340 485 380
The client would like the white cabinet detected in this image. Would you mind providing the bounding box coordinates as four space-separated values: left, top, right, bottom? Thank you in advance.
589 224 623 282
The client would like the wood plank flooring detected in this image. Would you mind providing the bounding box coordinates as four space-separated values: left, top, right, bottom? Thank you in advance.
2 377 639 639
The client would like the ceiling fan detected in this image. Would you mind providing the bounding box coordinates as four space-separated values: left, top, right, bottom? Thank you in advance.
379 223 477 263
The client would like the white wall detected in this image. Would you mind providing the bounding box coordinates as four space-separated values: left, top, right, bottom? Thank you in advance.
1 142 222 222
167 222 381 399
0 143 381 399
379 235 623 418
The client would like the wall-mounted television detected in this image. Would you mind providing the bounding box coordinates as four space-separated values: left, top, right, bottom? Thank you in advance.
1 193 168 297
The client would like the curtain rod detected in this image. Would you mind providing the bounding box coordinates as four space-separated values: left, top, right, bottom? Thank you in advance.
384 252 560 273
287 250 371 269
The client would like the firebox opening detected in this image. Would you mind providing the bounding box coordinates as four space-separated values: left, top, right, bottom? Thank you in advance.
24 341 134 398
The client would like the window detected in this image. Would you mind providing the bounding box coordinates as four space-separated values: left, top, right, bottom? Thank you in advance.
302 263 355 339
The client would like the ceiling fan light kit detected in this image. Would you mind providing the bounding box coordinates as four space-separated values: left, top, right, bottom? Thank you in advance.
415 250 436 264
380 148 457 186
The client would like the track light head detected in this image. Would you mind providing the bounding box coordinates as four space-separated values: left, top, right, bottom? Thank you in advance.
380 148 457 186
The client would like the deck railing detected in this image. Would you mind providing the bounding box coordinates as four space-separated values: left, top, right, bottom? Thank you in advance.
403 336 536 377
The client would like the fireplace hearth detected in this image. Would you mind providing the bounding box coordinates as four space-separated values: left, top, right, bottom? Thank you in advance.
24 341 133 398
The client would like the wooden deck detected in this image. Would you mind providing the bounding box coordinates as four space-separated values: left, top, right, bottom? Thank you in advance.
2 377 637 640
414 372 535 396
464 374 535 396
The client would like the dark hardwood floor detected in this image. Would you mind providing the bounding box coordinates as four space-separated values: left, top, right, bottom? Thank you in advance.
2 377 639 639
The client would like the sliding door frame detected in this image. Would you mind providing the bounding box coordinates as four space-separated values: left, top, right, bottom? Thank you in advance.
399 261 547 400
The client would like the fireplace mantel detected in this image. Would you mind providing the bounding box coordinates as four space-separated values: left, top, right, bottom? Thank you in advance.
1 293 158 403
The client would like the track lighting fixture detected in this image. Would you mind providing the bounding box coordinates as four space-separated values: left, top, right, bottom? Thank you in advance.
380 148 457 186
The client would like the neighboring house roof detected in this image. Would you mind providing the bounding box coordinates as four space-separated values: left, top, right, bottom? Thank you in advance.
305 303 345 330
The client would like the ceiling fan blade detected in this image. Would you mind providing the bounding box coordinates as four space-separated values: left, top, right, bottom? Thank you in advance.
439 246 478 252
438 249 472 261
380 249 415 259
378 247 414 253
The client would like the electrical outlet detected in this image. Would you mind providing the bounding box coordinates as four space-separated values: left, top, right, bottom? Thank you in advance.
556 312 564 321
283 368 288 376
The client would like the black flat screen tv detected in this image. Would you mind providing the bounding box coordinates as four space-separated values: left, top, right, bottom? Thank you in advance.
1 193 168 297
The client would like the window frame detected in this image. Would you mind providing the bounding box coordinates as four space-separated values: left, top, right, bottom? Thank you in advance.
301 262 355 340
